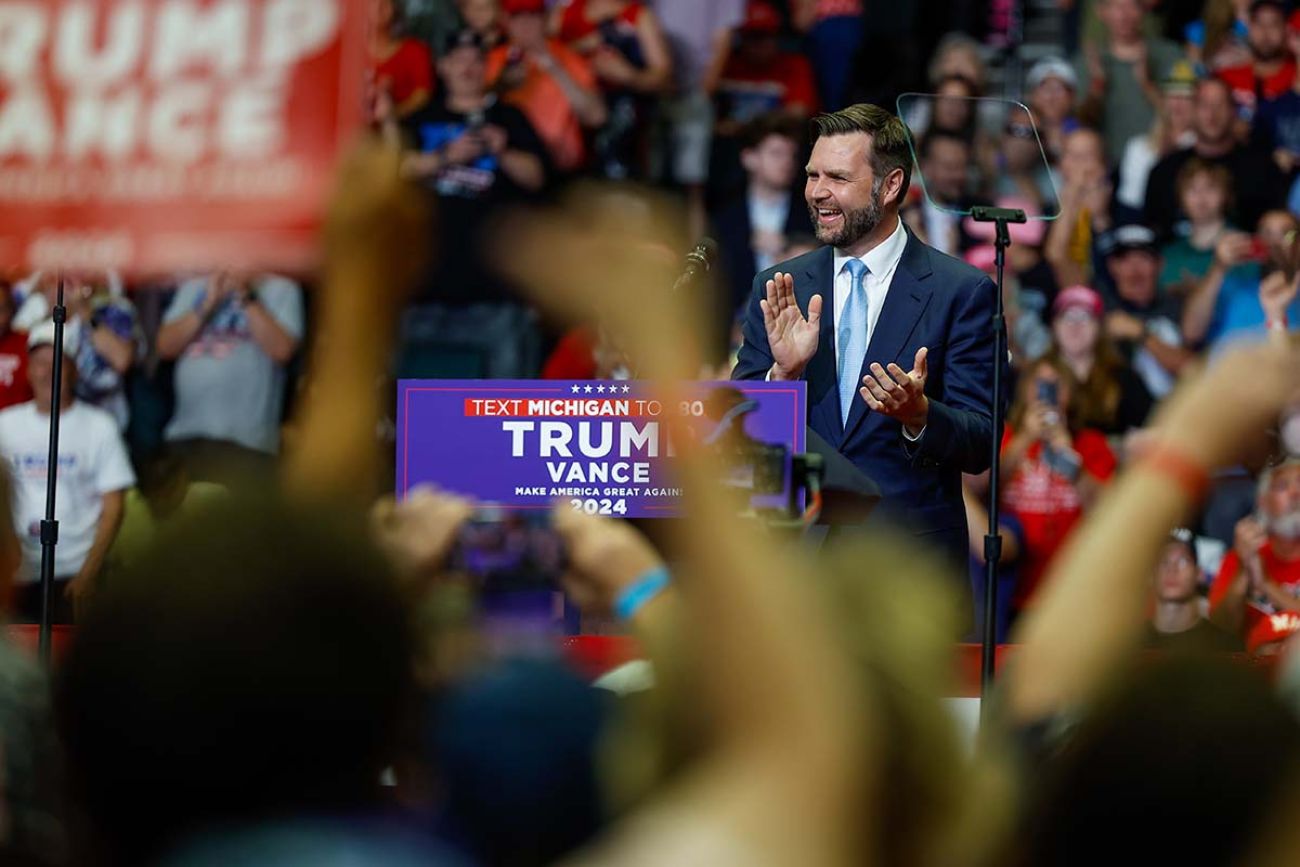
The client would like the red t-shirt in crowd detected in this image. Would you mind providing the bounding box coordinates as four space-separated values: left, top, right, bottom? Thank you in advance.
373 38 434 110
557 0 644 46
0 331 32 411
1218 60 1296 113
999 425 1117 608
1208 541 1300 653
715 52 818 124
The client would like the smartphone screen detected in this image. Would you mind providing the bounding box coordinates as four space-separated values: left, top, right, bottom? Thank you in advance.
1036 379 1058 407
449 509 566 594
449 508 569 649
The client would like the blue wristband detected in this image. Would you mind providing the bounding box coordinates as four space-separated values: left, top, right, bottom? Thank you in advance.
614 566 671 622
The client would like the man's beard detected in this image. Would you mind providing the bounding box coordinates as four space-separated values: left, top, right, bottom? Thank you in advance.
1268 508 1300 541
810 181 884 249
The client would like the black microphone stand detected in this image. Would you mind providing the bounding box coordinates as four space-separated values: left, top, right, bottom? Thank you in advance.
38 273 68 666
968 205 1024 714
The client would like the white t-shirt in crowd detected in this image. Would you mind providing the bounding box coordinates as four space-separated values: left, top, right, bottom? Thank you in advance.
0 401 136 581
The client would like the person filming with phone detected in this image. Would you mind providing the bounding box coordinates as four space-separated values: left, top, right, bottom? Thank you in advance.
1183 208 1300 352
999 357 1117 615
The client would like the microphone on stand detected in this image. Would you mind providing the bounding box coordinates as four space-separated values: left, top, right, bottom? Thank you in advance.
674 238 719 291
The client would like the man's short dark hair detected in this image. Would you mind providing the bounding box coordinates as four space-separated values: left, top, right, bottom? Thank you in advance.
811 103 914 202
740 112 805 152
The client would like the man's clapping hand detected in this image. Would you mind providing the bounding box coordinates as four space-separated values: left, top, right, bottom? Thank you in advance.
860 347 930 433
761 271 822 380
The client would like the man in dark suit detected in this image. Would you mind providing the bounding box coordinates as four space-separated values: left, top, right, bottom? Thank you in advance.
713 114 815 312
732 103 1005 568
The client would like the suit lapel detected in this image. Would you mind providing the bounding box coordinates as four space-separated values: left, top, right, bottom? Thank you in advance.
841 230 934 444
797 248 841 447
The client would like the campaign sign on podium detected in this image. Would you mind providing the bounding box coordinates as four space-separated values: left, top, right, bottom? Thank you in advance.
397 380 807 517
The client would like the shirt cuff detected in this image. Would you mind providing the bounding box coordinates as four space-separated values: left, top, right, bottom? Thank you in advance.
902 424 926 442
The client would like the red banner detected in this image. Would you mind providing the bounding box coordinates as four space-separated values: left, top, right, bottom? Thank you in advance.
0 0 367 276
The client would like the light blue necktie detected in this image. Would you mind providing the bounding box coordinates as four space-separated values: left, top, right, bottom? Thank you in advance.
837 258 869 427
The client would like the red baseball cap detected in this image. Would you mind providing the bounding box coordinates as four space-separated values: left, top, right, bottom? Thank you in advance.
740 0 782 34
502 0 546 15
1052 284 1104 318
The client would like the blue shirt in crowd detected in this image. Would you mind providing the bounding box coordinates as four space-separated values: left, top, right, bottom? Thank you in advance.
1206 262 1300 351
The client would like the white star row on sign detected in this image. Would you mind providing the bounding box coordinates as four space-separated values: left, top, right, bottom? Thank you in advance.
568 384 633 394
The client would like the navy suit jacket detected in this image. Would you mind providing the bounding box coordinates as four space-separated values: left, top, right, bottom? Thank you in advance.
732 226 1007 556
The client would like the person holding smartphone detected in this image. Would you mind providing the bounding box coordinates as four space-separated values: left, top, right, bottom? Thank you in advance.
1209 458 1300 654
999 357 1118 613
1183 208 1300 351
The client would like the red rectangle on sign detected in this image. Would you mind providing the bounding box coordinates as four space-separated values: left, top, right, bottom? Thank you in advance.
463 397 642 417
0 0 367 276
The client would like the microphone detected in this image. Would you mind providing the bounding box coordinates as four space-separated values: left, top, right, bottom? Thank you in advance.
676 238 719 288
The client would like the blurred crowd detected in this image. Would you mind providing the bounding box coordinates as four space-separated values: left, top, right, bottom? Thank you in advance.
0 0 1297 644
1 0 1300 863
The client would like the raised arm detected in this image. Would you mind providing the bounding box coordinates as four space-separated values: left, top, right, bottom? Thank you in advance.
282 142 430 500
500 189 867 866
1183 232 1251 346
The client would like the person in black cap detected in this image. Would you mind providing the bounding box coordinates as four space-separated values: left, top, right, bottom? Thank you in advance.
403 28 549 213
398 29 552 375
1097 224 1194 399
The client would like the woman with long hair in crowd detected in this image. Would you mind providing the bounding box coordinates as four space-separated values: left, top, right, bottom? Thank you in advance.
1000 354 1118 613
1045 284 1154 436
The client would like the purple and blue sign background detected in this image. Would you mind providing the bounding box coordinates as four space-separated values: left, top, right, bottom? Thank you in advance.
397 380 807 517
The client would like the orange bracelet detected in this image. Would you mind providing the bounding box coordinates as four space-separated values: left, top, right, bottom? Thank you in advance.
1139 445 1211 504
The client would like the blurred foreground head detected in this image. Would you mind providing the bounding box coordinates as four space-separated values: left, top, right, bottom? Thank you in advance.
55 497 414 866
1019 657 1300 867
